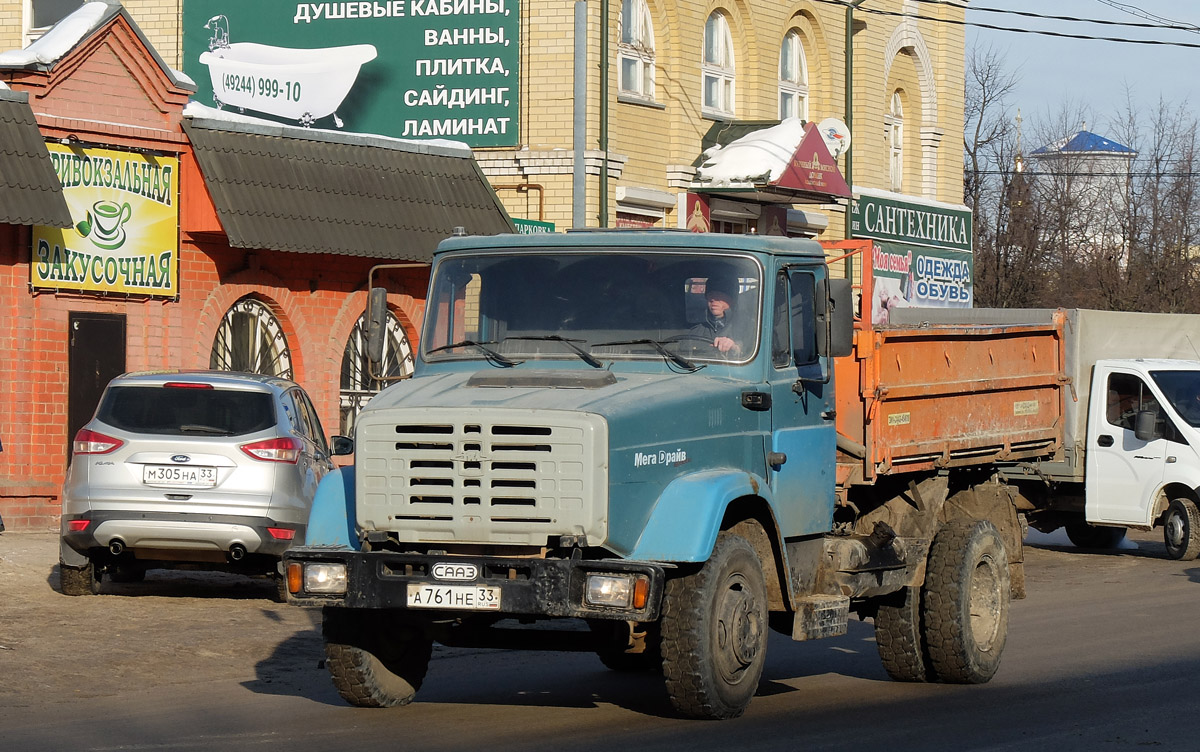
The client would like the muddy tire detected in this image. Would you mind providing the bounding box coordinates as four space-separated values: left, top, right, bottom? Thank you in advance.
59 558 100 596
660 531 768 720
922 519 1009 684
1065 521 1126 550
323 607 433 708
1163 498 1200 561
875 586 935 682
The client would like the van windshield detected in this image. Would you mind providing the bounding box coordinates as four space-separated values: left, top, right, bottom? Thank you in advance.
422 252 762 366
1152 370 1200 427
97 386 276 436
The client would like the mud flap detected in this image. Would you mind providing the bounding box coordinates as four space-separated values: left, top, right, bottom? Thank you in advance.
791 594 849 641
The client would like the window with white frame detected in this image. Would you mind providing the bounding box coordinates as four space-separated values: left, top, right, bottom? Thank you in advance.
779 29 808 121
702 11 735 118
619 0 656 100
24 0 80 46
888 91 904 192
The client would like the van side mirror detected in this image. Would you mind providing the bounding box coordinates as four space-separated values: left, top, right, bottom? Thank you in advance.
366 287 388 368
827 278 854 357
1134 409 1159 442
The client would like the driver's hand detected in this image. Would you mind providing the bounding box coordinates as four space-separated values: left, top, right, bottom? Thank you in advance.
714 336 739 354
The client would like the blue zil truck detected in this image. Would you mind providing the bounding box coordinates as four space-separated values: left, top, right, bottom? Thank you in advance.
284 230 1065 719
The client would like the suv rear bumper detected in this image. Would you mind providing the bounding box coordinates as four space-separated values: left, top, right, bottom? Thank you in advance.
61 510 304 559
284 547 667 621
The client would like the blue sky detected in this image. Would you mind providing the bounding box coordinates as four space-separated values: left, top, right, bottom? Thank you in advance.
965 0 1200 135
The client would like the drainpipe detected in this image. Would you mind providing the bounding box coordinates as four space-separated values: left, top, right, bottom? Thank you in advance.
573 1 587 228
599 0 609 227
844 1 868 276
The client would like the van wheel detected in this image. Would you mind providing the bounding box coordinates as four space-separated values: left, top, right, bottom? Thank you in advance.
323 607 432 708
1065 521 1127 549
59 558 101 596
875 586 935 682
660 531 768 720
922 520 1009 684
1163 498 1200 560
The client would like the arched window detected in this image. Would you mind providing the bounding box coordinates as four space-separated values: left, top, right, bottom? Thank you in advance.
210 297 294 378
779 29 808 120
888 91 905 192
702 11 735 117
619 0 655 100
339 311 414 434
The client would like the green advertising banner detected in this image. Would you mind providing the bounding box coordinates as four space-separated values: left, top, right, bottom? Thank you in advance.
850 192 973 253
182 0 519 146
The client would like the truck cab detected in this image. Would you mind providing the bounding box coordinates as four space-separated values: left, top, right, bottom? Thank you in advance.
1086 358 1200 556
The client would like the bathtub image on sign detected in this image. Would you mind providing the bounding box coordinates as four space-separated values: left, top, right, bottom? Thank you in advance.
199 24 377 128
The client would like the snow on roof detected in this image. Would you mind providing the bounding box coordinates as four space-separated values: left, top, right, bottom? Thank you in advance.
183 101 474 158
696 118 806 185
170 68 195 87
0 2 113 67
1031 130 1136 156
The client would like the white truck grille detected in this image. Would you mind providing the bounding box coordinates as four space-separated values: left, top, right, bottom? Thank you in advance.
355 407 608 546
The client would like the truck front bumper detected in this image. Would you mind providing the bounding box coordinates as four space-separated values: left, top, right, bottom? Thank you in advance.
283 547 667 621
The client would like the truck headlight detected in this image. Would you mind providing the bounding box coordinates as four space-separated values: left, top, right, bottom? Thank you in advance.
585 573 650 609
303 562 348 594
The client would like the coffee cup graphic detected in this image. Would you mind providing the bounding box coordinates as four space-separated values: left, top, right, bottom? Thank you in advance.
82 200 132 250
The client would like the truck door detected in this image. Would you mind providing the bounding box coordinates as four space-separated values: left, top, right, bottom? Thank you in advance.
766 267 837 536
1085 368 1167 525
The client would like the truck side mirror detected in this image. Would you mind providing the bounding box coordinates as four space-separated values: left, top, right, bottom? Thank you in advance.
366 287 388 368
331 435 355 456
1134 409 1159 442
827 278 854 357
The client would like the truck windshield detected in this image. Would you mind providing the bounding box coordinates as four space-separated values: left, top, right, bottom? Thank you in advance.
1152 370 1200 427
423 251 763 366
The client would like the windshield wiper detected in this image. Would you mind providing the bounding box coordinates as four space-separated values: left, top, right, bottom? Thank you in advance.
425 340 522 368
593 339 703 372
499 336 605 368
179 425 233 435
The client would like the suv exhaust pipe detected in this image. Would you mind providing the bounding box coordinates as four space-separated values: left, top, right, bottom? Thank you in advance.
229 543 247 561
108 539 126 556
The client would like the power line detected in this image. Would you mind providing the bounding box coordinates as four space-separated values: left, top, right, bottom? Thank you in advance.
913 0 1200 35
815 0 1200 50
1096 0 1200 33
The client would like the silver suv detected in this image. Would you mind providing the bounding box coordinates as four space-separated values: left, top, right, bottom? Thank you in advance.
59 371 352 598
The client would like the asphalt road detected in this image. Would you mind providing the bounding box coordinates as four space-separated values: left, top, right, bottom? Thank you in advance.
4 529 1200 752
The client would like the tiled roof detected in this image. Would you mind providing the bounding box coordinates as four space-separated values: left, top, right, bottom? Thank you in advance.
0 93 72 227
183 119 514 261
1031 130 1136 156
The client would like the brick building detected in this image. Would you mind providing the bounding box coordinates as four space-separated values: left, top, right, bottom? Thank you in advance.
0 3 511 528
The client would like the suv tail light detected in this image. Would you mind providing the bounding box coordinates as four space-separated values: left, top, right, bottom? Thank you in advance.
73 428 123 455
240 437 303 463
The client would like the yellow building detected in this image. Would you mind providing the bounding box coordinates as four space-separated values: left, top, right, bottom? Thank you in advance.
4 0 966 237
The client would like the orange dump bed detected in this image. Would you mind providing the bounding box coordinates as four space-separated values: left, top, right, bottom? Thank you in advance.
833 314 1066 488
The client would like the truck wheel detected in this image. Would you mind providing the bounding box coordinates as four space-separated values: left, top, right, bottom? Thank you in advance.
322 607 433 708
660 531 768 720
59 558 100 596
874 586 935 682
1065 521 1127 549
1163 498 1200 560
922 519 1009 684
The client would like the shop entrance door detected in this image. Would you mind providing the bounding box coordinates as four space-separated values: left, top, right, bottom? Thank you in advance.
67 313 126 462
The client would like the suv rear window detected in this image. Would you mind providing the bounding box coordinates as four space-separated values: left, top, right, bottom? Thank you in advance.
97 386 276 436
